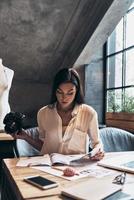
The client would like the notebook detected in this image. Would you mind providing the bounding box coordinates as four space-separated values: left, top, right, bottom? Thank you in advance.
98 154 134 174
62 178 122 200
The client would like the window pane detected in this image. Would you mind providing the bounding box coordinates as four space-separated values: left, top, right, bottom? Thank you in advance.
107 19 123 55
126 10 134 48
125 87 134 112
126 48 134 85
124 87 134 112
107 30 116 55
129 2 134 9
107 90 122 112
107 54 122 88
115 19 123 52
107 87 134 112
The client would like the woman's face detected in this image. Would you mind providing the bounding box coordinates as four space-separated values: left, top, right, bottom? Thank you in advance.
56 82 77 110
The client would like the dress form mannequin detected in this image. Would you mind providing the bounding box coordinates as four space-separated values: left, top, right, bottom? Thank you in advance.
0 58 14 131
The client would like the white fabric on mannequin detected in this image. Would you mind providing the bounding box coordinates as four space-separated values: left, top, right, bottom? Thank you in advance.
0 58 14 130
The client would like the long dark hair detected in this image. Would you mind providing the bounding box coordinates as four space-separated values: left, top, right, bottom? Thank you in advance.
50 68 84 104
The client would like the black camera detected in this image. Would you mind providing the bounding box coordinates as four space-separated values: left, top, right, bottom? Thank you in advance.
3 112 25 134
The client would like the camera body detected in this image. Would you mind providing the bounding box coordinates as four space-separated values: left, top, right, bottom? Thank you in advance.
3 112 25 134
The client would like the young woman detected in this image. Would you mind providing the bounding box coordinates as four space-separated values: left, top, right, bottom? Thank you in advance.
14 68 104 160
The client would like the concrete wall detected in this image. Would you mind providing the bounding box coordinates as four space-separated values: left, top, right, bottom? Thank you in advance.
84 50 104 124
0 0 81 127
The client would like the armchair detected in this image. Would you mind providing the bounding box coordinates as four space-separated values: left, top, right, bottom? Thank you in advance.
100 127 134 152
16 126 134 157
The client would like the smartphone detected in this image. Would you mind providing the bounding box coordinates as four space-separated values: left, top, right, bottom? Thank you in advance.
24 175 58 189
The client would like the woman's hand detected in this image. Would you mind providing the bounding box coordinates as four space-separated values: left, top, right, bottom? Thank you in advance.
12 129 28 140
12 129 43 151
90 149 105 161
63 167 79 177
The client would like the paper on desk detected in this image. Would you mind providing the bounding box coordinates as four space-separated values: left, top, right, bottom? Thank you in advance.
16 154 51 167
31 165 113 181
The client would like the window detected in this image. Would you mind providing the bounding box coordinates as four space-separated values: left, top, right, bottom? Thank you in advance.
105 3 134 113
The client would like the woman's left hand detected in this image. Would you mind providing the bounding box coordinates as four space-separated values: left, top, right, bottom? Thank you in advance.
90 149 105 161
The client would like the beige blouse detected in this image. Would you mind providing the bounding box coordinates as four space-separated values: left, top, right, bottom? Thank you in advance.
37 103 102 155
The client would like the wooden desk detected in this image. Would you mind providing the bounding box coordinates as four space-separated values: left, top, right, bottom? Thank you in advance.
1 152 134 200
0 133 14 140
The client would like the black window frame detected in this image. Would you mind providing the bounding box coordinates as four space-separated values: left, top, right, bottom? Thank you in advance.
104 4 134 119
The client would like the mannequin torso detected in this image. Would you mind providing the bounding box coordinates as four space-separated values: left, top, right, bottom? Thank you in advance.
0 59 14 130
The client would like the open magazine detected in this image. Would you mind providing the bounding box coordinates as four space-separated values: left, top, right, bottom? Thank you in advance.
16 153 88 167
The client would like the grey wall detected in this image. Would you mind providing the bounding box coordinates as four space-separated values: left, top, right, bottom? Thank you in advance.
84 50 104 124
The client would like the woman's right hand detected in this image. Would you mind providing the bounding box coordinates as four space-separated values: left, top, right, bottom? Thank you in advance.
12 128 43 151
12 129 28 140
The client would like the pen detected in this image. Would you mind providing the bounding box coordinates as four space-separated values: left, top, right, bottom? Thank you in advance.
28 163 49 167
80 146 101 159
70 147 101 163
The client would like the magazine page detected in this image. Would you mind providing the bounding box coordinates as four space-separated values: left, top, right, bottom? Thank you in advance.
16 154 51 167
50 153 86 166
